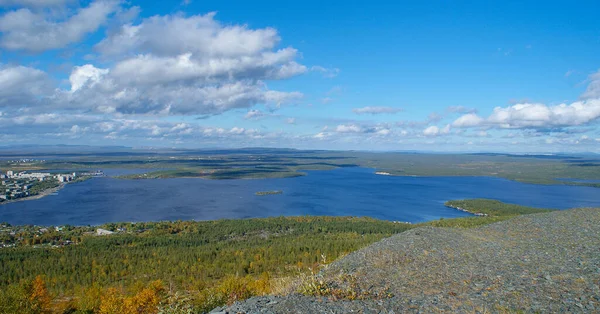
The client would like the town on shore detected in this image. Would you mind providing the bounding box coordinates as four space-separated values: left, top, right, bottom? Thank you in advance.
0 169 103 203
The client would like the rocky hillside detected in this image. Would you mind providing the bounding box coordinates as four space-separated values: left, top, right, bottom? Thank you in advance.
213 207 600 313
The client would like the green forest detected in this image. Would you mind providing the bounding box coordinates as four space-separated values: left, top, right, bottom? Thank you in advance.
444 198 553 216
0 216 412 313
0 200 556 313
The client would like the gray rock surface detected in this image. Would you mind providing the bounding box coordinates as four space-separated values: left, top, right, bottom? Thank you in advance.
213 208 600 313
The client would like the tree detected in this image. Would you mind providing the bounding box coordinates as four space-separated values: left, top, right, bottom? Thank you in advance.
0 276 52 314
28 276 52 314
124 280 164 314
98 288 124 314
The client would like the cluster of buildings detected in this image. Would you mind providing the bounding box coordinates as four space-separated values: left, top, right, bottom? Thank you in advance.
0 170 77 201
1 170 76 182
4 158 45 164
0 223 123 248
0 224 75 248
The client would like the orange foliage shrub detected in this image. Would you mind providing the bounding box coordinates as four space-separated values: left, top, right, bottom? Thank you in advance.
98 281 164 314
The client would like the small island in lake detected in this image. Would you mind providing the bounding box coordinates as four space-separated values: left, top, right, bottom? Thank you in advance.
255 190 283 196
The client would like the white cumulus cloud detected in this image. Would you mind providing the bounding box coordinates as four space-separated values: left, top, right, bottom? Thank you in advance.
581 69 600 99
423 124 450 136
47 12 307 116
335 124 362 133
0 0 72 7
452 100 600 129
95 12 279 57
0 64 52 107
352 106 403 115
69 64 109 92
0 0 120 52
452 113 484 127
244 109 266 120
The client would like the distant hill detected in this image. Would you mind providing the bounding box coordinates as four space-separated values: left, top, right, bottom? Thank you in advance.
0 145 325 157
0 145 135 157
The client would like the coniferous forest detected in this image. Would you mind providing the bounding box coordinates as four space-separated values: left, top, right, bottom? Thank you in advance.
0 216 412 313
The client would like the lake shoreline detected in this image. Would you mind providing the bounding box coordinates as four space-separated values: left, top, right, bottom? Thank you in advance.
444 204 488 216
0 176 93 206
0 184 65 206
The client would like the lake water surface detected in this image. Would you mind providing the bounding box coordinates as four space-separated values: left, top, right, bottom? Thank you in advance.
2 167 599 226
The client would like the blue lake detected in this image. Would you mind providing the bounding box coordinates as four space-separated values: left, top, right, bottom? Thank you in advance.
1 167 600 226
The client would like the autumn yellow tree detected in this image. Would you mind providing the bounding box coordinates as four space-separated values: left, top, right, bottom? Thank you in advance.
28 275 52 314
75 284 103 313
99 281 164 314
98 288 125 314
123 280 164 314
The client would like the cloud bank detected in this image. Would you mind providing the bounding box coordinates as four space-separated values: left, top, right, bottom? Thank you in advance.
452 100 600 129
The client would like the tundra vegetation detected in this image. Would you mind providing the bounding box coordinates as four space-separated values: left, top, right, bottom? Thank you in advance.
2 150 599 186
0 200 554 313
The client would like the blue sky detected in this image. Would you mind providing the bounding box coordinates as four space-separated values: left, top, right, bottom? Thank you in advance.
1 0 599 152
